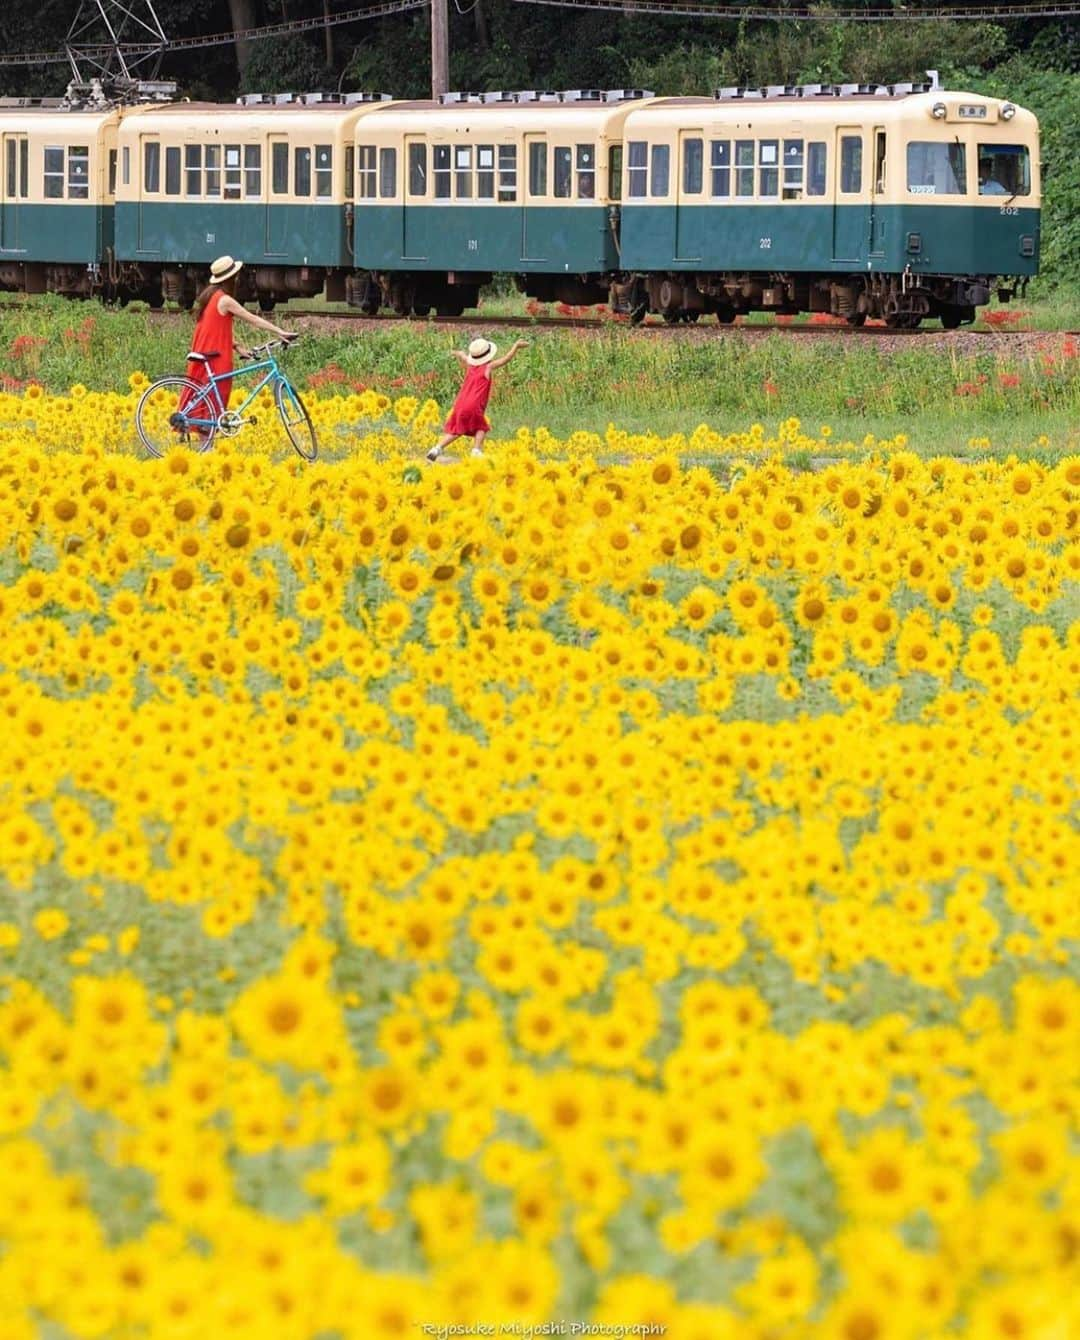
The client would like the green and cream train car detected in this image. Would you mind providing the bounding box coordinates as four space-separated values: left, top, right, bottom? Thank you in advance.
0 101 125 298
617 83 1040 326
349 90 648 315
113 93 400 308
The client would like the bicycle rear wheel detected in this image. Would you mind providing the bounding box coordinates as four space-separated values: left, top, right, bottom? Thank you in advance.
275 379 318 461
136 377 218 458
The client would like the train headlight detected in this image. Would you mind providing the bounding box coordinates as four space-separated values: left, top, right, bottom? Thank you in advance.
1001 102 1016 120
931 102 947 119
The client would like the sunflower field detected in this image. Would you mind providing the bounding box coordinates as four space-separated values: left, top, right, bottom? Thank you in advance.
0 381 1077 1340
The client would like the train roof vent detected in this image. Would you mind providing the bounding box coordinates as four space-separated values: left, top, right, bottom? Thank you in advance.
764 84 800 98
715 86 765 101
514 90 560 103
439 91 483 105
798 83 836 97
481 90 517 103
889 81 931 96
604 88 653 102
342 91 393 104
302 91 342 104
0 95 66 108
560 89 604 102
273 92 301 104
237 93 274 105
837 83 890 97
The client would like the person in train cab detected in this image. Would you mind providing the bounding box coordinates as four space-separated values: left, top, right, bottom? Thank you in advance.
978 158 1009 195
425 336 529 462
178 256 296 422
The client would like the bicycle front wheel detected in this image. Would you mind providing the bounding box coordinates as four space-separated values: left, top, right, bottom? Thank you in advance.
275 379 318 461
136 377 218 458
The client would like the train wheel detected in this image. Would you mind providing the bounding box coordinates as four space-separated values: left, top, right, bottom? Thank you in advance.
259 298 277 313
940 310 962 329
412 304 432 317
436 301 465 317
662 311 679 324
847 312 867 327
685 311 701 323
629 301 648 326
715 306 736 325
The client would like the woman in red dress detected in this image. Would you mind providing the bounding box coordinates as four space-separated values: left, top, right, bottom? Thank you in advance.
426 336 528 462
178 255 295 422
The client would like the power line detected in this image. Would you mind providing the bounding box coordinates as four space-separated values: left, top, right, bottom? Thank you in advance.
0 0 428 68
513 0 1080 17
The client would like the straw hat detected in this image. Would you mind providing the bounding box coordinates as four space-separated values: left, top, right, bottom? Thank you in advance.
466 337 497 366
209 255 243 284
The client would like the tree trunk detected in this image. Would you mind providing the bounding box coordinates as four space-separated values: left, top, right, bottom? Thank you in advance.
227 0 259 77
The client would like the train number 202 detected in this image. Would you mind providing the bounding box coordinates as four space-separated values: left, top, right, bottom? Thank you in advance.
759 237 772 249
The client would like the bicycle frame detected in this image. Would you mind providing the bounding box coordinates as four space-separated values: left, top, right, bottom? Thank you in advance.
178 353 284 432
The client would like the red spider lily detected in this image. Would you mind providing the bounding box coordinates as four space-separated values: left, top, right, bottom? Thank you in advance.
997 372 1021 389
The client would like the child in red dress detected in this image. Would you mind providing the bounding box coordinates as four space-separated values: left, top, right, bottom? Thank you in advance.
426 336 528 462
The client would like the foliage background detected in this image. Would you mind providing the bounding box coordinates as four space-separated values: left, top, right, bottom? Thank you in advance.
0 2 1077 290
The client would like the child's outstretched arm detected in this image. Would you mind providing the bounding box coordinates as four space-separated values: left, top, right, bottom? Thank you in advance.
450 348 469 365
489 339 528 369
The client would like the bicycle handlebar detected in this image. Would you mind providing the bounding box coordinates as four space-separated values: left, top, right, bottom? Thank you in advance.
246 336 298 358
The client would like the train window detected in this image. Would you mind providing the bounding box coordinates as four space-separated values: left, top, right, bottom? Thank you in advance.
650 144 669 197
455 146 472 199
357 147 376 199
224 145 242 200
434 145 451 198
108 149 117 197
682 138 703 195
735 140 754 197
44 147 64 199
874 131 886 192
185 144 202 196
272 143 288 194
626 141 646 198
758 140 779 198
20 139 28 198
710 140 730 197
977 143 1030 196
577 145 595 199
840 137 862 193
165 146 181 196
907 142 966 195
477 145 495 199
67 146 89 200
782 139 803 200
5 140 15 197
498 145 516 202
244 145 261 197
379 147 396 199
807 142 827 196
409 143 427 196
528 142 547 196
295 147 312 197
205 145 221 197
315 145 333 198
8 138 28 198
553 147 572 198
122 145 130 187
608 144 622 200
142 142 159 195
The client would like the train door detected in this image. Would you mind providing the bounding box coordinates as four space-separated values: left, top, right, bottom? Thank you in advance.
522 132 547 261
674 131 704 263
266 135 289 256
137 137 159 252
869 126 886 259
832 127 867 264
403 134 427 260
1 133 27 252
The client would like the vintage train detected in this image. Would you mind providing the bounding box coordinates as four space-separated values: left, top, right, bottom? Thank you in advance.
0 77 1039 327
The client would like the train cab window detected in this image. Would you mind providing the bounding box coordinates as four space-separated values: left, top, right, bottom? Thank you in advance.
7 138 26 199
977 143 1030 196
498 145 516 201
357 146 376 199
294 147 312 197
455 146 472 198
477 145 495 199
224 145 242 200
379 147 396 198
315 145 333 198
650 144 669 197
682 138 703 195
409 143 427 196
840 136 862 193
108 149 117 197
626 141 646 197
735 140 754 197
142 142 160 195
122 145 130 187
244 145 261 197
710 140 730 197
528 142 547 196
608 144 622 200
758 140 779 198
272 143 289 194
165 146 181 195
205 145 221 197
906 142 966 195
577 145 595 199
807 142 827 196
44 147 65 199
553 147 572 198
782 139 803 200
874 131 886 192
185 144 202 196
433 145 451 198
68 145 89 199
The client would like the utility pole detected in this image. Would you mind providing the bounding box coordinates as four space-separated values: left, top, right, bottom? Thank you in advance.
431 0 448 98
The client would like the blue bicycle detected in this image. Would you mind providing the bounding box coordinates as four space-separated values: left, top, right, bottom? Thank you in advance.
135 337 317 461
